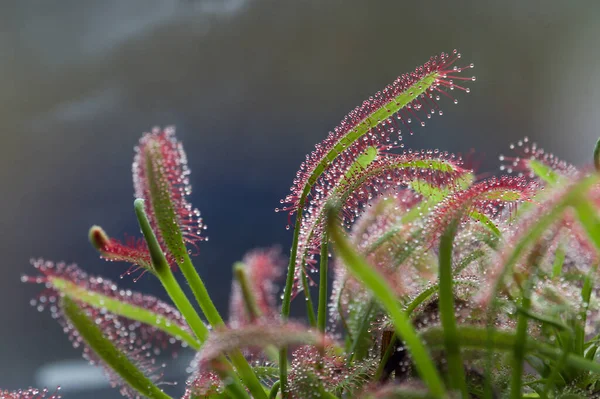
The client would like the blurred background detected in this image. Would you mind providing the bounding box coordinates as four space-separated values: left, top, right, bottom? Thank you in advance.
2 0 600 397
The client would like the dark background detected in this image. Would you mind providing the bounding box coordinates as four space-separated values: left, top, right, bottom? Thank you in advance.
2 1 600 397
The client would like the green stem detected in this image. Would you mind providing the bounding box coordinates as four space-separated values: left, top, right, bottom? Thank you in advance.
438 220 468 397
318 232 329 333
179 251 224 325
511 291 531 399
280 209 304 398
374 329 399 382
326 203 446 397
269 381 281 399
511 243 542 399
134 199 209 342
158 268 210 342
278 347 289 398
181 252 267 399
234 262 262 322
301 271 317 327
135 200 264 399
282 211 304 319
62 296 173 399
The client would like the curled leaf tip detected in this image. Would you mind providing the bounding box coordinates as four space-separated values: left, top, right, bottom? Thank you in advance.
89 225 109 251
88 224 158 278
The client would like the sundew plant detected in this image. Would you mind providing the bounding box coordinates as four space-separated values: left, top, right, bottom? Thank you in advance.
9 50 600 399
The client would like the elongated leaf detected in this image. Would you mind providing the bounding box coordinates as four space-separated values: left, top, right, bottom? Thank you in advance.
437 219 468 396
326 202 446 397
50 277 200 349
529 159 562 185
481 175 599 306
61 296 172 399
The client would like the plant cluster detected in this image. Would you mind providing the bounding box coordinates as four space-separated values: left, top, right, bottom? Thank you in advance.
7 50 600 399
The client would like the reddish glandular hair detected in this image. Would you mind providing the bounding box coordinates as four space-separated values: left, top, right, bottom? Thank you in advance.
23 259 191 399
293 150 468 293
499 137 579 179
183 369 223 399
424 175 538 244
280 50 474 216
90 226 176 279
133 127 207 254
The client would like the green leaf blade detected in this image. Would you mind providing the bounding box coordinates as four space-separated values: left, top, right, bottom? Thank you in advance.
61 296 173 399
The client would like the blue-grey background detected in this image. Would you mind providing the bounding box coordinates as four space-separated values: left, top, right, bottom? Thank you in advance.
2 0 600 397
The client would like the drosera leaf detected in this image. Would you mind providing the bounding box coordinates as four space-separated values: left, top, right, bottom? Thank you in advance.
338 146 379 186
281 51 474 217
572 199 600 355
325 200 446 397
280 50 475 309
133 127 207 263
48 277 200 350
410 170 474 201
437 219 468 396
469 210 502 238
478 174 599 307
23 259 201 354
425 176 536 248
134 199 210 342
88 225 177 281
295 153 468 292
279 53 475 394
572 199 600 251
528 159 562 186
61 296 173 399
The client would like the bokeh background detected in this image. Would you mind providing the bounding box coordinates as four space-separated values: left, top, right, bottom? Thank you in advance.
2 0 600 397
